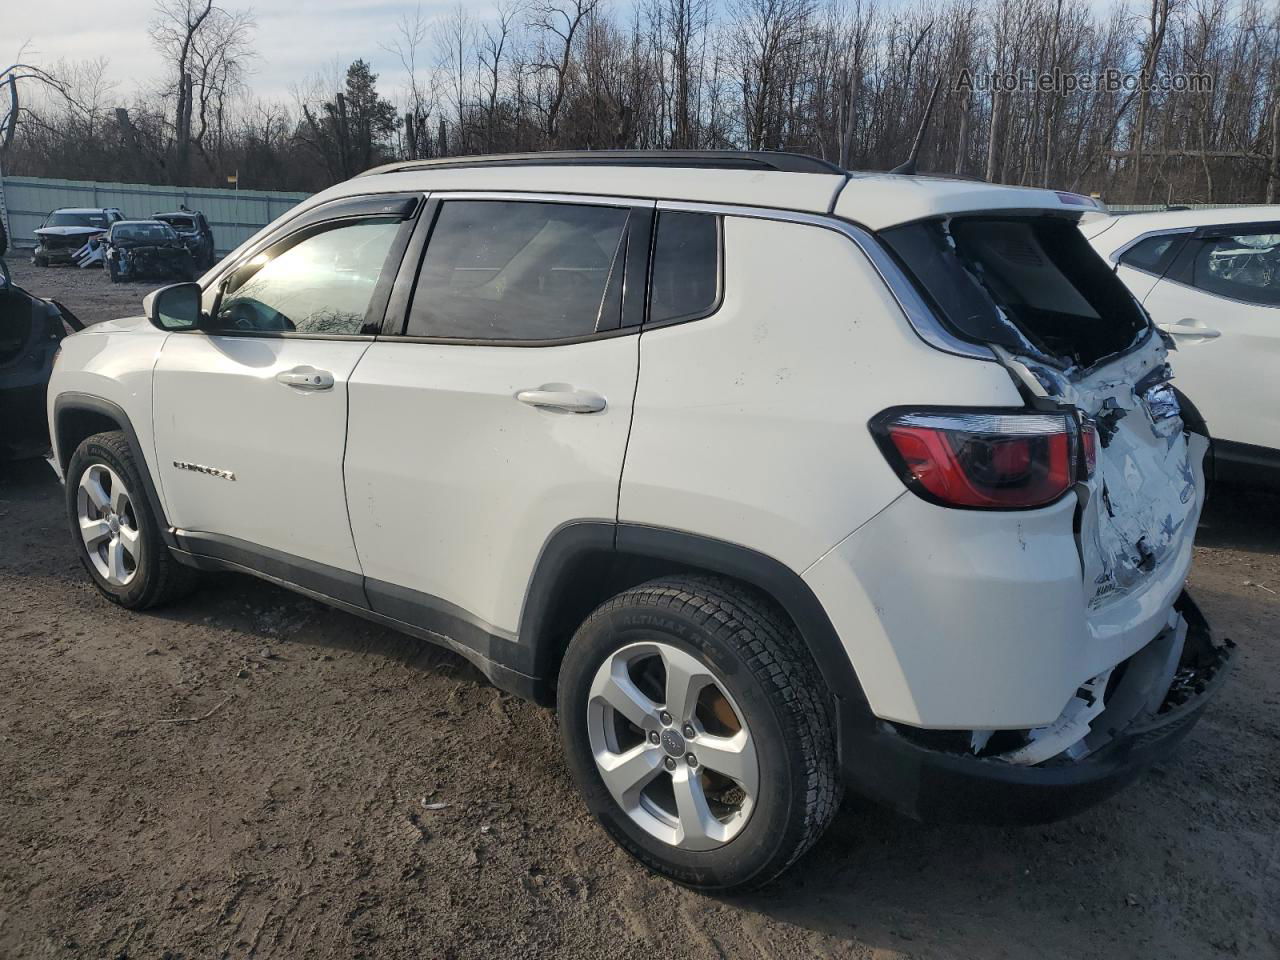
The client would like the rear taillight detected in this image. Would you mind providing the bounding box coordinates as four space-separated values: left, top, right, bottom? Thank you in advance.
872 409 1089 510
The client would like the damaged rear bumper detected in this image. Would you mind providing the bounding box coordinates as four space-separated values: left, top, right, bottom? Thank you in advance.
837 592 1232 824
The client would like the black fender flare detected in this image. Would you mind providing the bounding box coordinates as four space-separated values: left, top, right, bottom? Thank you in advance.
518 521 872 727
52 392 177 548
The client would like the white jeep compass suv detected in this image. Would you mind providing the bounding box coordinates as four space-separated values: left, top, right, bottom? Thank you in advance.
47 151 1232 889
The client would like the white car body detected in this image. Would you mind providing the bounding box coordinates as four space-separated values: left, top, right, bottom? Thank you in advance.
1083 205 1280 487
48 153 1229 827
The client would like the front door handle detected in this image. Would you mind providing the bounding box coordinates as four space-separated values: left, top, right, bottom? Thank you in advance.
1157 320 1221 340
276 366 335 390
516 385 606 414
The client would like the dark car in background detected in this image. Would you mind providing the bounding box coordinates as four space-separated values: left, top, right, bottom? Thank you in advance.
104 220 197 283
152 208 215 270
32 208 124 266
0 257 82 459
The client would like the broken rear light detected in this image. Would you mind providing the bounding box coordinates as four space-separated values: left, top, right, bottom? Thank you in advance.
872 409 1087 509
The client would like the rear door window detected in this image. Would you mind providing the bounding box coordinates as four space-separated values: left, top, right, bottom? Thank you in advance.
882 217 1150 369
1181 228 1280 307
406 200 630 341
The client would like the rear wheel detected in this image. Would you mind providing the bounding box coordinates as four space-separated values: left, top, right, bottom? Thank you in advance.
32 253 48 267
66 431 198 609
558 575 841 889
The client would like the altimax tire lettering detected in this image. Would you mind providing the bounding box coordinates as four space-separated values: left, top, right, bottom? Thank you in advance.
173 461 236 481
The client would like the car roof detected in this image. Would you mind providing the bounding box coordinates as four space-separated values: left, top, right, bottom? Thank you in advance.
297 152 1097 234
53 208 117 215
1082 205 1280 250
114 219 170 227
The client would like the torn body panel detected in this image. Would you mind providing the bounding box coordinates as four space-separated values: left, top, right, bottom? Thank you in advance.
1015 337 1207 611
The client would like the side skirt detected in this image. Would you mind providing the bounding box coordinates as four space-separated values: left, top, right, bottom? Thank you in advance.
170 541 541 701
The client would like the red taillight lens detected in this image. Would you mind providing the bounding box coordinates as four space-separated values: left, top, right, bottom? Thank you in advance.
875 411 1082 509
1080 420 1098 479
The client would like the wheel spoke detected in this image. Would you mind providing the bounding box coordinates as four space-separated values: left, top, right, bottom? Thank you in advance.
111 482 130 516
591 661 660 730
81 471 110 511
107 539 128 584
117 523 140 557
596 744 663 806
662 650 710 725
79 516 111 548
693 731 757 791
673 767 718 848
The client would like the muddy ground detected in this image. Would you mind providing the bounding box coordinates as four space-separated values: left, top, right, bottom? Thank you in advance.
1 259 1278 959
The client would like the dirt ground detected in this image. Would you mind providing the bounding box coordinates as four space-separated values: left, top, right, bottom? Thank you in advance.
2 260 1278 959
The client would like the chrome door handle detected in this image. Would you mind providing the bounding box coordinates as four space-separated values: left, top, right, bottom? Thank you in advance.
1157 321 1220 340
276 366 335 390
515 386 606 414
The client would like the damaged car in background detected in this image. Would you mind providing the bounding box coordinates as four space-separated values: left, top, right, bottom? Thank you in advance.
0 254 82 460
31 207 123 267
152 208 216 270
103 220 198 283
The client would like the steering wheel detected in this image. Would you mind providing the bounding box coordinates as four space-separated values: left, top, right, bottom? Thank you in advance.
220 297 294 332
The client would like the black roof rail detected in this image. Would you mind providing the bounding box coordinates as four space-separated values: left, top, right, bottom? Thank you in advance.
357 150 847 178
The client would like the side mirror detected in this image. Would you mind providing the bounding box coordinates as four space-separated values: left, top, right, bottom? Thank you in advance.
145 282 203 331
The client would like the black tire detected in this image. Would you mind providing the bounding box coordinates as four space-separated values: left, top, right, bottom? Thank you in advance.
65 431 199 609
558 575 841 890
33 254 48 267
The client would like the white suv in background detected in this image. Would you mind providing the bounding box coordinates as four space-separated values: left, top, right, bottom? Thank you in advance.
47 152 1232 889
1083 206 1280 489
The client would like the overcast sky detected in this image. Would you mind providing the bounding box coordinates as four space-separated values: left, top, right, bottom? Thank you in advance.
5 1 462 104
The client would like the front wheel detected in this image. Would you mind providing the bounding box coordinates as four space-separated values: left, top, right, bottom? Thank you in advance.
558 576 841 889
65 431 198 609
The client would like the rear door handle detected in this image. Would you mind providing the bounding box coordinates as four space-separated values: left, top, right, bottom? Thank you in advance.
515 386 606 414
1157 321 1221 340
276 366 335 390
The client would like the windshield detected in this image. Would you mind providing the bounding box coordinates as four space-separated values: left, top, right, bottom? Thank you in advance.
113 223 179 243
159 216 196 230
48 211 109 228
881 216 1150 369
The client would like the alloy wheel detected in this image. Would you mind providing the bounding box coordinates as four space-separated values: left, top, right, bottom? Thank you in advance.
77 463 140 587
586 641 760 851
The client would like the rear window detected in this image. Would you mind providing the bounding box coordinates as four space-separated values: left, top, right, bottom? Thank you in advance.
881 217 1149 369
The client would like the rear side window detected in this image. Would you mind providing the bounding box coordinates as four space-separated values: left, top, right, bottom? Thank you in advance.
882 217 1149 369
649 211 720 324
1118 234 1184 275
1185 229 1280 307
407 200 630 341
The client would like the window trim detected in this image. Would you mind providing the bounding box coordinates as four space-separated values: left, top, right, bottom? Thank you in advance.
186 193 423 341
643 206 725 330
383 191 657 348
